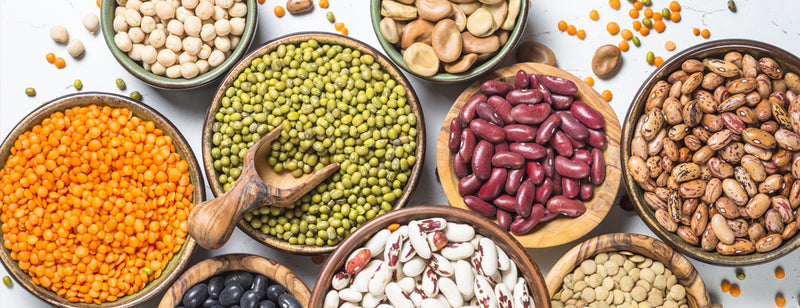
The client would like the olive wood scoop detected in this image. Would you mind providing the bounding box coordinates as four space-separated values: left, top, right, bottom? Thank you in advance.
189 126 340 249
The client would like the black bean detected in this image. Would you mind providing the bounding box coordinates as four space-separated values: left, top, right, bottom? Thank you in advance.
209 305 224 308
277 293 301 308
219 284 245 306
183 283 208 308
258 301 276 308
240 290 261 308
251 274 270 296
265 285 286 302
207 276 225 299
202 297 220 307
225 271 254 288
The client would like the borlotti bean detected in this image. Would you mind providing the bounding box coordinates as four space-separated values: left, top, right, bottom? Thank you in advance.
450 71 608 235
327 218 535 308
629 51 800 255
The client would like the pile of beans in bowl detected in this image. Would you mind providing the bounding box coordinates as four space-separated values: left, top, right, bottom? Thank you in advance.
178 271 301 308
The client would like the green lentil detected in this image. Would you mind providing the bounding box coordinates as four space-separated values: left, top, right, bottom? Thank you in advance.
642 17 653 28
210 39 417 246
74 79 83 90
116 78 126 90
661 8 670 19
24 87 35 96
631 36 641 47
646 51 655 64
326 11 335 22
3 275 11 287
130 91 142 100
641 0 651 5
728 0 736 12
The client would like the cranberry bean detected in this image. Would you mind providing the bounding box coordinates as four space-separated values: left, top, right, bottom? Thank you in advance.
534 178 553 204
458 128 476 162
570 101 605 130
496 209 512 231
551 131 574 157
453 153 469 178
510 204 545 235
493 194 518 213
448 118 462 153
547 196 587 217
505 168 525 195
492 152 525 169
542 75 578 95
464 195 496 216
509 142 546 160
478 168 507 201
540 208 559 222
555 155 591 179
526 161 545 185
580 181 594 200
516 179 535 217
587 128 608 149
510 104 551 125
504 124 537 142
459 94 486 123
572 149 592 165
562 177 580 199
481 80 513 96
557 111 589 140
529 73 541 89
542 148 555 178
591 148 605 185
470 119 506 143
536 114 562 144
472 140 493 181
506 89 543 105
457 174 482 196
551 93 574 110
494 141 509 153
488 96 516 125
476 103 504 126
514 70 529 90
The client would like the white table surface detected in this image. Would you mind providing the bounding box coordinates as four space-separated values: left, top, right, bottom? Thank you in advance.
2 0 799 307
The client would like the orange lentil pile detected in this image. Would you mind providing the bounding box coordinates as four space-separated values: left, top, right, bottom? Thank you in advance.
0 105 194 304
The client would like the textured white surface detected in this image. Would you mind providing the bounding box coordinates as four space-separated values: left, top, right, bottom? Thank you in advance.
1 0 800 307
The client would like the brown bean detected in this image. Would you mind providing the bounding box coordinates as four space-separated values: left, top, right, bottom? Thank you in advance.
717 197 740 219
477 167 507 201
656 208 678 232
771 195 794 223
506 89 543 105
707 129 734 150
487 95 515 125
535 114 562 144
682 59 704 73
776 128 800 150
679 179 705 199
746 92 762 107
742 127 776 149
759 57 783 79
705 58 742 78
509 204 544 235
491 152 525 169
690 202 709 236
702 72 725 91
745 193 771 219
765 209 785 234
718 94 747 112
759 174 785 195
470 118 506 143
736 106 759 125
516 41 556 66
453 153 469 178
551 94 574 110
510 103 551 125
789 180 800 208
644 192 667 211
691 146 715 164
591 44 622 77
773 102 793 131
725 51 744 68
720 112 746 134
458 174 483 196
546 195 586 217
668 70 689 84
668 124 691 141
748 222 767 243
682 72 704 94
701 223 719 251
460 94 487 123
717 238 755 255
475 103 504 126
505 168 525 195
472 140 494 180
534 178 553 204
726 77 758 94
682 101 703 127
526 161 544 185
647 80 670 110
555 155 590 179
504 124 536 142
782 222 798 240
464 195 496 216
480 79 513 96
448 118 462 152
702 114 725 132
755 234 783 253
541 74 578 95
723 178 748 206
677 225 700 246
728 218 749 237
741 54 758 78
459 128 477 162
662 98 683 125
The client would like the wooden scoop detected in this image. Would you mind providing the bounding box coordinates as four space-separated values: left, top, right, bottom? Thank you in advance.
189 126 340 250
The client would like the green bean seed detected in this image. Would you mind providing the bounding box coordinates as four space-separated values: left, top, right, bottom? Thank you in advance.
728 0 736 12
3 276 11 287
642 17 653 28
74 79 83 90
130 91 142 100
646 51 655 64
326 11 335 22
116 78 126 90
24 87 35 96
632 36 641 47
661 8 670 19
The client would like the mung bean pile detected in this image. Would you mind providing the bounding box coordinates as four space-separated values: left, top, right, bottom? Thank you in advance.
209 39 418 246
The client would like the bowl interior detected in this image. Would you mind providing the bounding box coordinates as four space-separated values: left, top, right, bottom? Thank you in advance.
201 32 426 255
369 0 529 82
435 62 622 248
545 233 711 308
621 39 800 265
308 205 551 308
159 254 310 308
99 0 258 89
0 93 204 307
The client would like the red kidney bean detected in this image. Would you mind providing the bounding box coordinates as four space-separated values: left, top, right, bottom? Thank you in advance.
460 94 487 123
552 172 562 196
470 119 506 143
516 179 535 217
619 195 634 211
476 103 504 126
591 148 605 185
526 161 545 184
563 177 580 199
542 75 579 95
534 178 553 204
493 194 518 213
551 131 574 157
540 208 559 222
542 148 555 178
488 96 516 125
572 149 592 165
509 142 546 160
458 174 482 196
494 141 509 153
472 140 493 181
478 168 507 201
570 101 604 130
514 70 529 90
504 124 537 142
535 114 562 144
587 128 607 149
538 85 554 105
551 93 574 110
510 204 545 235
505 168 525 195
580 181 594 200
458 128 476 162
529 73 541 89
566 133 586 149
464 195 497 216
546 196 586 217
555 155 590 179
492 152 525 169
496 209 512 231
453 153 470 178
506 89 543 105
510 103 551 125
481 80 513 96
557 111 589 140
448 118 462 153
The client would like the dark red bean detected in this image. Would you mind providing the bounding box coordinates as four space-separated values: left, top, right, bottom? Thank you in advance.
509 142 546 160
566 133 586 149
529 74 541 89
469 119 506 143
464 195 496 216
572 149 592 165
460 94 487 124
580 181 594 200
551 172 562 196
505 168 525 195
540 208 559 222
551 93 574 110
538 85 553 105
472 140 493 181
458 128 476 162
506 89 543 105
491 152 525 169
458 174 482 196
448 118 462 153
488 96 516 125
570 101 604 130
493 194 518 213
453 153 470 178
557 111 589 140
526 161 545 185
496 209 512 231
542 148 555 178
562 177 580 199
476 103 504 126
535 114 562 144
510 104 551 125
619 194 635 211
546 196 586 217
516 179 535 217
534 178 553 204
587 128 607 149
542 75 578 95
514 70 529 90
591 148 606 185
481 80 513 97
555 155 590 179
551 131 573 157
509 204 545 235
494 141 509 153
504 124 537 142
478 168 507 201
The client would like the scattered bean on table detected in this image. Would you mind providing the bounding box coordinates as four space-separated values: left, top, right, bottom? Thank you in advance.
3 275 11 287
73 79 82 90
24 87 36 96
116 78 126 90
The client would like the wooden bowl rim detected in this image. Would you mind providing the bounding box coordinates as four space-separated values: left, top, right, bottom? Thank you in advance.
99 0 258 89
307 205 551 308
435 62 623 248
201 32 426 255
158 253 311 308
621 39 800 266
544 233 711 308
368 0 529 83
0 92 204 307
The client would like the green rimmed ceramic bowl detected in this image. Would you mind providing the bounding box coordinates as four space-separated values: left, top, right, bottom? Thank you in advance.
370 0 529 83
100 0 257 89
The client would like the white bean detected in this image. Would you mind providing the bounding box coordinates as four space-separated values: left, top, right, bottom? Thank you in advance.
441 242 474 260
422 267 439 297
384 230 407 268
478 238 499 277
402 256 426 277
230 35 240 49
115 6 127 17
157 49 177 66
140 16 156 33
454 259 475 299
182 36 203 55
368 262 392 296
331 271 351 290
408 221 432 259
183 16 202 36
200 24 217 42
155 1 176 19
474 276 498 308
175 6 193 22
513 278 533 308
148 29 167 48
125 9 142 26
214 19 231 36
151 62 167 75
409 283 426 307
196 59 209 73
181 62 200 78
338 288 363 303
361 292 384 308
114 32 133 52
141 45 158 64
228 2 247 17
49 25 69 44
497 245 510 271
398 277 416 294
197 44 212 59
181 0 199 9
421 298 445 308
426 253 454 276
208 49 225 66
440 277 464 308
66 39 85 58
165 34 183 52
179 51 198 64
166 64 182 78
386 282 415 308
323 290 339 308
352 260 381 293
398 239 417 263
128 44 144 60
339 302 358 308
129 27 145 43
125 0 142 11
215 0 233 8
214 36 231 52
83 13 100 33
494 283 513 308
213 5 229 20
195 1 214 19
113 16 129 32
229 17 245 35
364 229 390 257
445 223 475 242
167 19 184 36
501 260 517 288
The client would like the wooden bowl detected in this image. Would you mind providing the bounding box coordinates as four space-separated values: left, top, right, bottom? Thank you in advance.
436 62 622 248
159 254 311 308
621 39 800 265
99 0 258 89
0 92 204 307
308 205 551 308
201 32 426 255
545 233 711 308
369 0 528 83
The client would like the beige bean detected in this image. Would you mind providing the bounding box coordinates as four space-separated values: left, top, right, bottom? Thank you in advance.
628 156 650 183
775 128 800 150
705 58 741 78
502 0 521 30
417 0 452 22
785 72 800 94
701 178 722 204
690 203 709 236
641 108 665 141
681 72 703 95
671 163 701 183
745 193 771 219
380 18 402 44
400 19 434 49
755 234 783 252
449 4 467 31
748 222 767 243
722 178 748 206
681 59 704 73
431 19 462 62
483 1 507 34
707 157 734 179
647 80 670 110
759 174 785 195
677 225 699 246
381 0 418 20
702 72 725 91
403 42 439 76
466 7 495 37
443 53 477 74
765 209 785 234
726 77 757 94
710 214 735 245
717 238 755 255
743 54 760 78
716 197 740 219
460 32 499 54
668 124 691 141
742 127 777 149
782 221 798 240
759 57 783 79
701 223 719 251
678 179 705 199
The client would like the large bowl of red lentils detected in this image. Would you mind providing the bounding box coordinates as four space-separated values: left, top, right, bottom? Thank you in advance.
0 92 204 307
